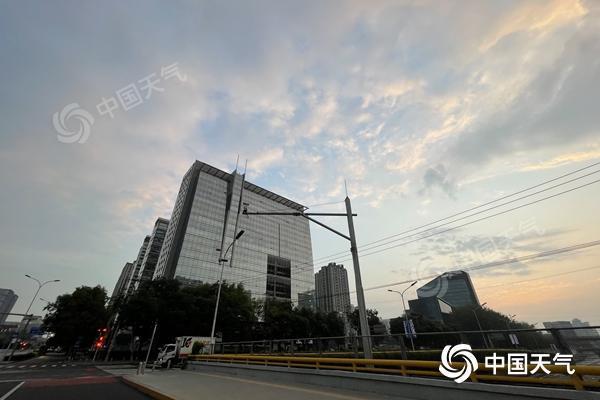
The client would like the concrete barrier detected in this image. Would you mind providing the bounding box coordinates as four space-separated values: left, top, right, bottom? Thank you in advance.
187 361 600 400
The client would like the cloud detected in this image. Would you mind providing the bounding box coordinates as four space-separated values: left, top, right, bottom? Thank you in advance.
419 164 456 198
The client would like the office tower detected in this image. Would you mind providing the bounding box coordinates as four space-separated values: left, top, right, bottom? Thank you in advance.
416 270 480 308
408 297 453 322
109 262 134 304
135 217 170 290
315 262 351 314
0 289 18 324
154 160 314 303
125 235 150 296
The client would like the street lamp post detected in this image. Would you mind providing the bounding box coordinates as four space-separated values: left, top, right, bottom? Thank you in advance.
209 229 245 354
8 275 60 361
388 281 418 353
472 302 489 349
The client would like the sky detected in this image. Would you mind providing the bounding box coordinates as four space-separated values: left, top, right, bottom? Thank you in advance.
1 0 599 326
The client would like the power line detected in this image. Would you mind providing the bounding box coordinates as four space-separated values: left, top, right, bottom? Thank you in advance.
235 176 600 288
294 239 600 304
367 264 600 306
311 161 600 262
332 178 600 264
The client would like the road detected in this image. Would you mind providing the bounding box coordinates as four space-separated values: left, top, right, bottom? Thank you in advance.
0 356 150 399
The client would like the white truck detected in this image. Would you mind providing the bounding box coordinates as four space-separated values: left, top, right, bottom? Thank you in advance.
156 336 213 366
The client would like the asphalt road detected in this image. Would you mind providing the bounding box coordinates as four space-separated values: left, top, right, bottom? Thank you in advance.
0 356 150 400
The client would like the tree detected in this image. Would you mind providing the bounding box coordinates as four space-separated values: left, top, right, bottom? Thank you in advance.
347 308 380 335
117 279 259 349
43 286 109 353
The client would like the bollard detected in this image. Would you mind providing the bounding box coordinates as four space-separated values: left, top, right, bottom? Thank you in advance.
167 359 171 369
136 362 143 375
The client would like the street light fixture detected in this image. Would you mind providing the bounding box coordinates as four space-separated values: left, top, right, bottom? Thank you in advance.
209 230 246 354
388 280 418 353
8 275 60 361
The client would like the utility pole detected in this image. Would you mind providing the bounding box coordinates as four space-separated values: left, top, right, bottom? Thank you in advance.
243 196 373 359
345 197 372 359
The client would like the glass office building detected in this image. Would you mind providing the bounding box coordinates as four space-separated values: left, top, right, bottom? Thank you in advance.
154 161 314 303
135 217 170 290
0 289 18 324
416 270 480 308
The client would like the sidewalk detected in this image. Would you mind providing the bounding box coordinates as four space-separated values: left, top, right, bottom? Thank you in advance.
119 368 401 400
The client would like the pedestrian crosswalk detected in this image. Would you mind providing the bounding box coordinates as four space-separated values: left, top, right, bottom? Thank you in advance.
0 363 78 370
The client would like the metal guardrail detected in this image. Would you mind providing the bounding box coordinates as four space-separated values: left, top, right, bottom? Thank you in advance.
214 327 600 365
190 354 600 391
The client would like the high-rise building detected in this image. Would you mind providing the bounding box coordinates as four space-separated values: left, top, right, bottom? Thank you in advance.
154 160 314 303
109 262 134 304
416 270 479 308
315 262 351 314
134 218 170 290
0 289 18 324
125 235 151 296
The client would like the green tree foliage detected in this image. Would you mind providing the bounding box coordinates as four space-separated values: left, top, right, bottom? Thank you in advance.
258 299 345 339
118 278 257 346
346 308 381 335
43 286 108 352
445 306 534 331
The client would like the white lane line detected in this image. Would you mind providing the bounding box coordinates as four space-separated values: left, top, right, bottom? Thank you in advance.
16 366 25 369
61 364 67 367
30 365 37 368
0 381 25 400
4 366 14 370
51 364 57 367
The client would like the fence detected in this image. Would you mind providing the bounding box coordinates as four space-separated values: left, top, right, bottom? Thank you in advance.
213 326 600 365
189 353 600 391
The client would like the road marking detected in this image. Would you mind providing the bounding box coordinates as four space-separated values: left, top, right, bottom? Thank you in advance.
16 366 24 369
51 365 57 367
0 381 24 400
29 365 37 368
61 364 67 367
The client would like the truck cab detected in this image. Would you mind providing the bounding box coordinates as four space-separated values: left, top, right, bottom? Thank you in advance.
156 343 177 366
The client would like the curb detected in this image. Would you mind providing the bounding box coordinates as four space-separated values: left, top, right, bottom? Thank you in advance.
121 376 177 400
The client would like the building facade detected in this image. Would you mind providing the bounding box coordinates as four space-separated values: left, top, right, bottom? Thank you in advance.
125 235 150 296
0 289 18 324
110 262 134 303
315 262 351 314
154 161 314 303
416 270 479 308
408 297 453 322
135 217 170 290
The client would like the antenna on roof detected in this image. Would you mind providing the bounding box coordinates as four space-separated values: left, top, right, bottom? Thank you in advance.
243 159 248 176
235 154 240 172
344 179 349 197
